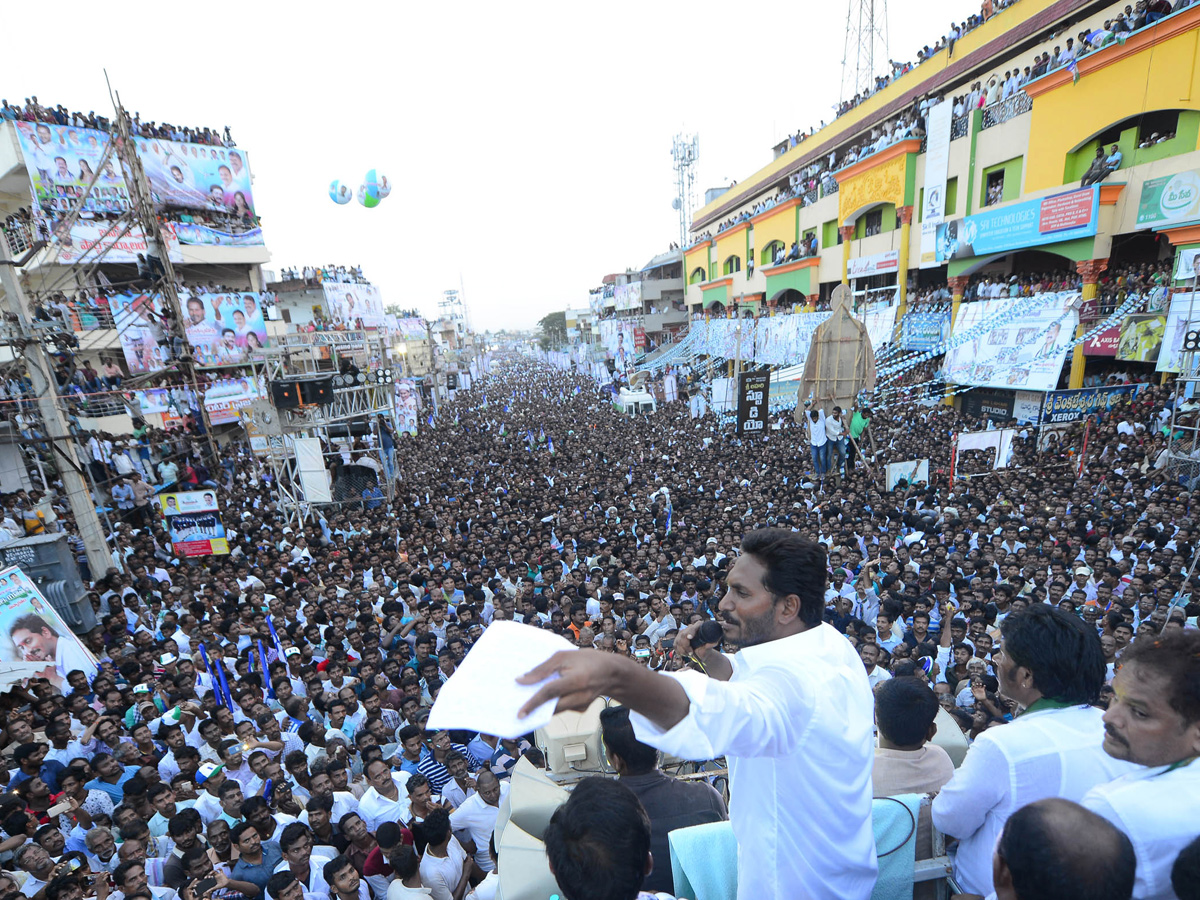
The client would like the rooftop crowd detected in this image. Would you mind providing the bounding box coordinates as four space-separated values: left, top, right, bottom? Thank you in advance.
1 99 236 148
0 358 1197 900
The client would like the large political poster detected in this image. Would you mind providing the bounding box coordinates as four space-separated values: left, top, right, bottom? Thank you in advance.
1156 291 1200 373
1116 314 1166 363
323 283 386 328
599 319 638 369
110 293 167 373
160 491 228 558
864 305 897 349
133 376 264 426
172 222 265 246
394 379 421 435
886 459 930 490
0 565 98 690
12 122 131 232
943 293 1078 392
181 292 270 365
391 317 427 340
135 137 255 216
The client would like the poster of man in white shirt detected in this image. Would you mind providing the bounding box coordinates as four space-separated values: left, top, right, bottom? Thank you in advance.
1 565 98 691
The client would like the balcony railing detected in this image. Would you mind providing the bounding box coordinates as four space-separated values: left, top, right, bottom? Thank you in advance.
981 92 1033 130
951 114 970 139
1 220 39 255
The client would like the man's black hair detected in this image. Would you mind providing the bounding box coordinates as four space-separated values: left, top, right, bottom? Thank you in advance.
598 706 657 774
997 798 1134 900
1000 604 1105 705
543 777 651 900
874 676 939 748
739 528 827 626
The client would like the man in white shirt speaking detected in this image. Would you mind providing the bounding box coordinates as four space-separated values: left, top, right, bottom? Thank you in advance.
519 528 876 900
932 605 1135 896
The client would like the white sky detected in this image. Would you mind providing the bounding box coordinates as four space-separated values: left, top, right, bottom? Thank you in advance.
6 0 966 331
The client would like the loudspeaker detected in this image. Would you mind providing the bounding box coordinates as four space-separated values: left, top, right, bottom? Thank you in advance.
271 380 302 410
299 376 334 405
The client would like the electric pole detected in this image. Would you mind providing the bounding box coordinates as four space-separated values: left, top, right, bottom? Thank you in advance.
110 97 221 469
0 233 115 580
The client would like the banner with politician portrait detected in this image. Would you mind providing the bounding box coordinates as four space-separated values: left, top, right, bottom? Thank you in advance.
0 565 98 690
52 220 182 266
943 293 1079 392
159 490 219 517
110 292 169 374
180 291 270 365
165 510 229 558
394 378 421 435
12 122 131 232
323 283 386 329
134 137 256 217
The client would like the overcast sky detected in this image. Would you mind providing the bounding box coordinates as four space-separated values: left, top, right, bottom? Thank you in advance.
7 0 966 331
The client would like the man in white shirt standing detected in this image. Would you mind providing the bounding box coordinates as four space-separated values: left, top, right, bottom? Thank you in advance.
1082 629 1200 900
519 528 877 900
932 605 1136 896
448 771 508 874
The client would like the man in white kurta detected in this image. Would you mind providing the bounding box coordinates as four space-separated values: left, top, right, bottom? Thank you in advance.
517 530 876 900
932 605 1136 896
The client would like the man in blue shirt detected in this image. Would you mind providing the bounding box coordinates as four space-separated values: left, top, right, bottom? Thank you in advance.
86 752 138 802
9 742 66 792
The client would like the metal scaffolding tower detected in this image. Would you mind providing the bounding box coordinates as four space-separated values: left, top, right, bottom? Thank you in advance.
671 134 700 249
241 334 397 526
840 0 890 103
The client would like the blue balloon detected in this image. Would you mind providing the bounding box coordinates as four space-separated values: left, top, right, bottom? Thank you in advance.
329 180 352 205
364 169 392 201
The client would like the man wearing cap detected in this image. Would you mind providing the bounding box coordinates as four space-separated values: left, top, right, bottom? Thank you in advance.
191 762 228 826
1073 566 1099 604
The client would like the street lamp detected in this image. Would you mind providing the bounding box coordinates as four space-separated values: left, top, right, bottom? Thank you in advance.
393 343 409 377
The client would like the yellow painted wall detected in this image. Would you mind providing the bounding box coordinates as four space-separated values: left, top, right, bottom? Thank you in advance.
715 228 747 274
685 244 710 281
689 0 1066 228
754 205 796 262
1026 22 1200 191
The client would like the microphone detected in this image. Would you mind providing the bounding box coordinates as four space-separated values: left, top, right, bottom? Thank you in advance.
695 619 724 647
684 620 724 672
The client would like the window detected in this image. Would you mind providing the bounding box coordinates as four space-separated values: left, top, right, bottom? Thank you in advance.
985 171 1004 207
761 241 786 265
864 210 883 237
723 256 742 275
689 267 706 285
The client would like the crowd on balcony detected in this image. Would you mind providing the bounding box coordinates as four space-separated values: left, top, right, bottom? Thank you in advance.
0 97 236 146
279 265 367 284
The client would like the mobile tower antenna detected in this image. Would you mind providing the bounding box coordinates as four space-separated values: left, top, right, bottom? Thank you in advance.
840 0 890 104
671 134 700 249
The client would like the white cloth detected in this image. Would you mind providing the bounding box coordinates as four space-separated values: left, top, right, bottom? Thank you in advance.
356 774 412 832
955 429 1017 470
418 837 468 900
1083 758 1200 900
448 782 509 872
932 705 1138 895
630 622 877 900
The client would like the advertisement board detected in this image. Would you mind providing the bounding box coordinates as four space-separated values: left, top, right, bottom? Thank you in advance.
736 371 770 434
1042 385 1145 423
935 186 1099 263
181 292 270 365
135 137 256 217
172 222 264 246
323 283 385 328
391 317 427 340
923 101 953 223
1083 325 1122 356
943 293 1079 392
847 250 899 279
1157 291 1200 373
0 565 98 690
134 376 263 426
1136 168 1200 229
1116 314 1166 363
159 491 219 517
165 510 229 558
902 311 951 351
54 220 182 265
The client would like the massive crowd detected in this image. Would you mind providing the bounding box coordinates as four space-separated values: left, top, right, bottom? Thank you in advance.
0 357 1197 900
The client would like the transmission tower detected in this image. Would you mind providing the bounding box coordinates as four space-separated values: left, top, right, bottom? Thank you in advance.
840 0 890 103
671 134 700 249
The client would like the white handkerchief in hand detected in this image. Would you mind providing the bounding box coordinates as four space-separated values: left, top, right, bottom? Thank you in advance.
427 620 577 738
